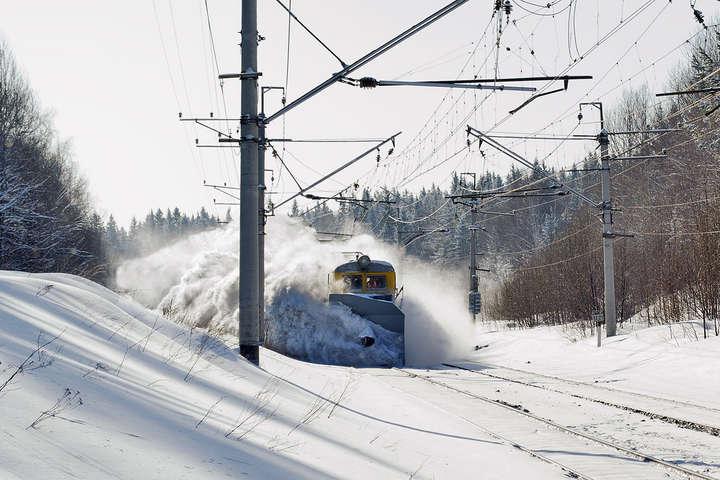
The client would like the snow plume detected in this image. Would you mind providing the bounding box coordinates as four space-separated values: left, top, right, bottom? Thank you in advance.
116 216 473 367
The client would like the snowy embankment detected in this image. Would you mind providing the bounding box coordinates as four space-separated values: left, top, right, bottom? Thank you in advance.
0 271 562 480
472 319 720 408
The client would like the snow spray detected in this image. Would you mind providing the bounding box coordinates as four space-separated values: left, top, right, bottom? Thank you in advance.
116 216 473 367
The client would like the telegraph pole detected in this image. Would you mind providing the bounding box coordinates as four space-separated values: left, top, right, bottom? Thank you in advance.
239 0 261 364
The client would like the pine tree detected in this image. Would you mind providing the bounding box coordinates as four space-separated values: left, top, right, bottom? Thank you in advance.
106 215 120 251
290 199 300 217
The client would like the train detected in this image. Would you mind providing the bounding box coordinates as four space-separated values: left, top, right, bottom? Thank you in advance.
329 253 405 360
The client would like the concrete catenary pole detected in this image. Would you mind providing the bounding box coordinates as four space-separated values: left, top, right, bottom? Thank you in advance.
0 130 5 267
258 115 266 345
599 123 617 337
239 0 261 364
469 217 478 321
461 172 480 320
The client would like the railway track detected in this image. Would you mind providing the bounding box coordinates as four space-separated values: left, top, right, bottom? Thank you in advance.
464 360 720 416
443 362 720 437
393 367 719 480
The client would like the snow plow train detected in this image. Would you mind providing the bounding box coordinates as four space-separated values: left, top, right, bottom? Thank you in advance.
329 254 405 362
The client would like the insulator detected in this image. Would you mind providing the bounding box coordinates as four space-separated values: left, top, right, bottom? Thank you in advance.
359 77 379 89
504 0 512 17
210 112 214 118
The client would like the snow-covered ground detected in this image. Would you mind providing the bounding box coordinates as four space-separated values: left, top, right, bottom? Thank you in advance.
0 271 556 479
472 318 720 409
2 271 719 479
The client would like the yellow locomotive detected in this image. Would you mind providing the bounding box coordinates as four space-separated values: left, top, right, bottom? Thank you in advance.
329 254 405 349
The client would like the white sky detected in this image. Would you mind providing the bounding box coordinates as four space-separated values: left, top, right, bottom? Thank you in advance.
2 0 718 226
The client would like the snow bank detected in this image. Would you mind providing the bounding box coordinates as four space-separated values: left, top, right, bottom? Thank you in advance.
0 271 558 480
472 318 720 407
116 216 473 367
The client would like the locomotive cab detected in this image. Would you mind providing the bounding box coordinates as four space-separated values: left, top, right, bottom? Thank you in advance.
331 256 398 302
329 254 405 346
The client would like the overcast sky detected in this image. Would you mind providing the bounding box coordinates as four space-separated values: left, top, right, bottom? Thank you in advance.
2 1 718 226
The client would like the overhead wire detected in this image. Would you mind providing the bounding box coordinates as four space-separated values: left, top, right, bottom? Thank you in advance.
512 9 712 145
388 3 719 262
151 0 217 214
293 1 711 252
202 0 238 189
450 2 698 197
388 199 452 224
515 245 603 271
377 1 661 234
276 0 293 194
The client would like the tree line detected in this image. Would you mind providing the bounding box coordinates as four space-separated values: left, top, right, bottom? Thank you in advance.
104 207 228 264
489 25 720 337
0 43 107 281
294 163 586 272
0 42 222 285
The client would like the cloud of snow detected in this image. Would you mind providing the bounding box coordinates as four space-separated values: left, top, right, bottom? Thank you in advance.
116 216 473 366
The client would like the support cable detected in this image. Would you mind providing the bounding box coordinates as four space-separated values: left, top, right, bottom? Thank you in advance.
273 0 347 67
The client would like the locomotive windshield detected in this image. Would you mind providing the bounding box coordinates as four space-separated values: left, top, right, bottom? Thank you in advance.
365 275 387 290
343 275 363 292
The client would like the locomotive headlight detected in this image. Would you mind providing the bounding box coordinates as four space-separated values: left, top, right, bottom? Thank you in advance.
358 255 371 270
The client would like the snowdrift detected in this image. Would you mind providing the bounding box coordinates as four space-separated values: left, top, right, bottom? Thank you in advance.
0 271 545 480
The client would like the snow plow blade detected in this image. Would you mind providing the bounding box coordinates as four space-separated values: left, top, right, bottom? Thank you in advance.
330 293 406 365
329 293 405 334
